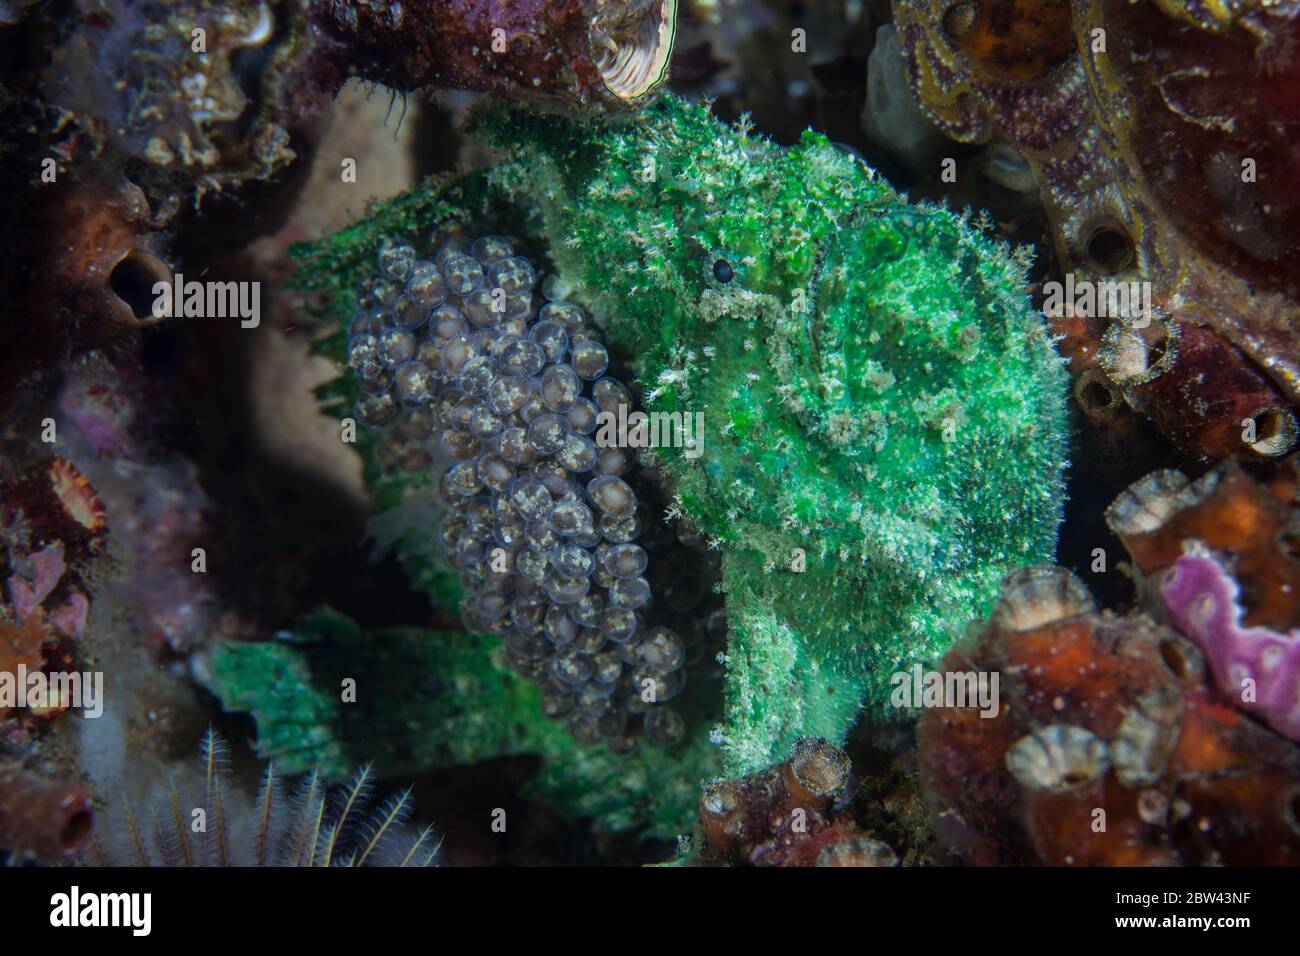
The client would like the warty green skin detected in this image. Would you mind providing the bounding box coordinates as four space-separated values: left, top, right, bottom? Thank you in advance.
473 97 1069 773
293 94 1069 782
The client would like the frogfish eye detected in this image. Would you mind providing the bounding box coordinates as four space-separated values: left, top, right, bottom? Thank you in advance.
712 259 734 284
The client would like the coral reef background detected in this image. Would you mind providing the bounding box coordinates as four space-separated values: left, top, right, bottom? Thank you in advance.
1 0 1297 867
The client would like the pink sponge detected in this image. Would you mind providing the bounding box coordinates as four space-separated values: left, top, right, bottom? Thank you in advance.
1160 548 1300 742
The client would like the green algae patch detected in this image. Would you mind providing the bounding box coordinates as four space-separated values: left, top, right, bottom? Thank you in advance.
207 608 716 840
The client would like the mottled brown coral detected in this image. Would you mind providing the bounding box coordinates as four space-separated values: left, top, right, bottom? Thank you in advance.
895 0 1300 460
1106 458 1300 630
311 0 677 108
918 566 1300 865
0 1 332 410
0 764 94 862
692 737 899 866
0 179 171 410
0 617 49 719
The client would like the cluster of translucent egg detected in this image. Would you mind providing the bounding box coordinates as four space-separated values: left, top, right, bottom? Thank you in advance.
346 229 688 752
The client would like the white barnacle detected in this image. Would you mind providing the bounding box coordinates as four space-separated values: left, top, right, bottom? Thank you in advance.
1006 724 1110 794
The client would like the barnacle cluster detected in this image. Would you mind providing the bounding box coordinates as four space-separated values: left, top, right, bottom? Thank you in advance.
1105 457 1300 741
691 736 901 867
48 0 312 208
919 557 1300 865
892 0 1300 461
344 227 716 751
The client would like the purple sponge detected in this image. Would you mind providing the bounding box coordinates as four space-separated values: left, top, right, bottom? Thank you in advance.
1160 548 1300 742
